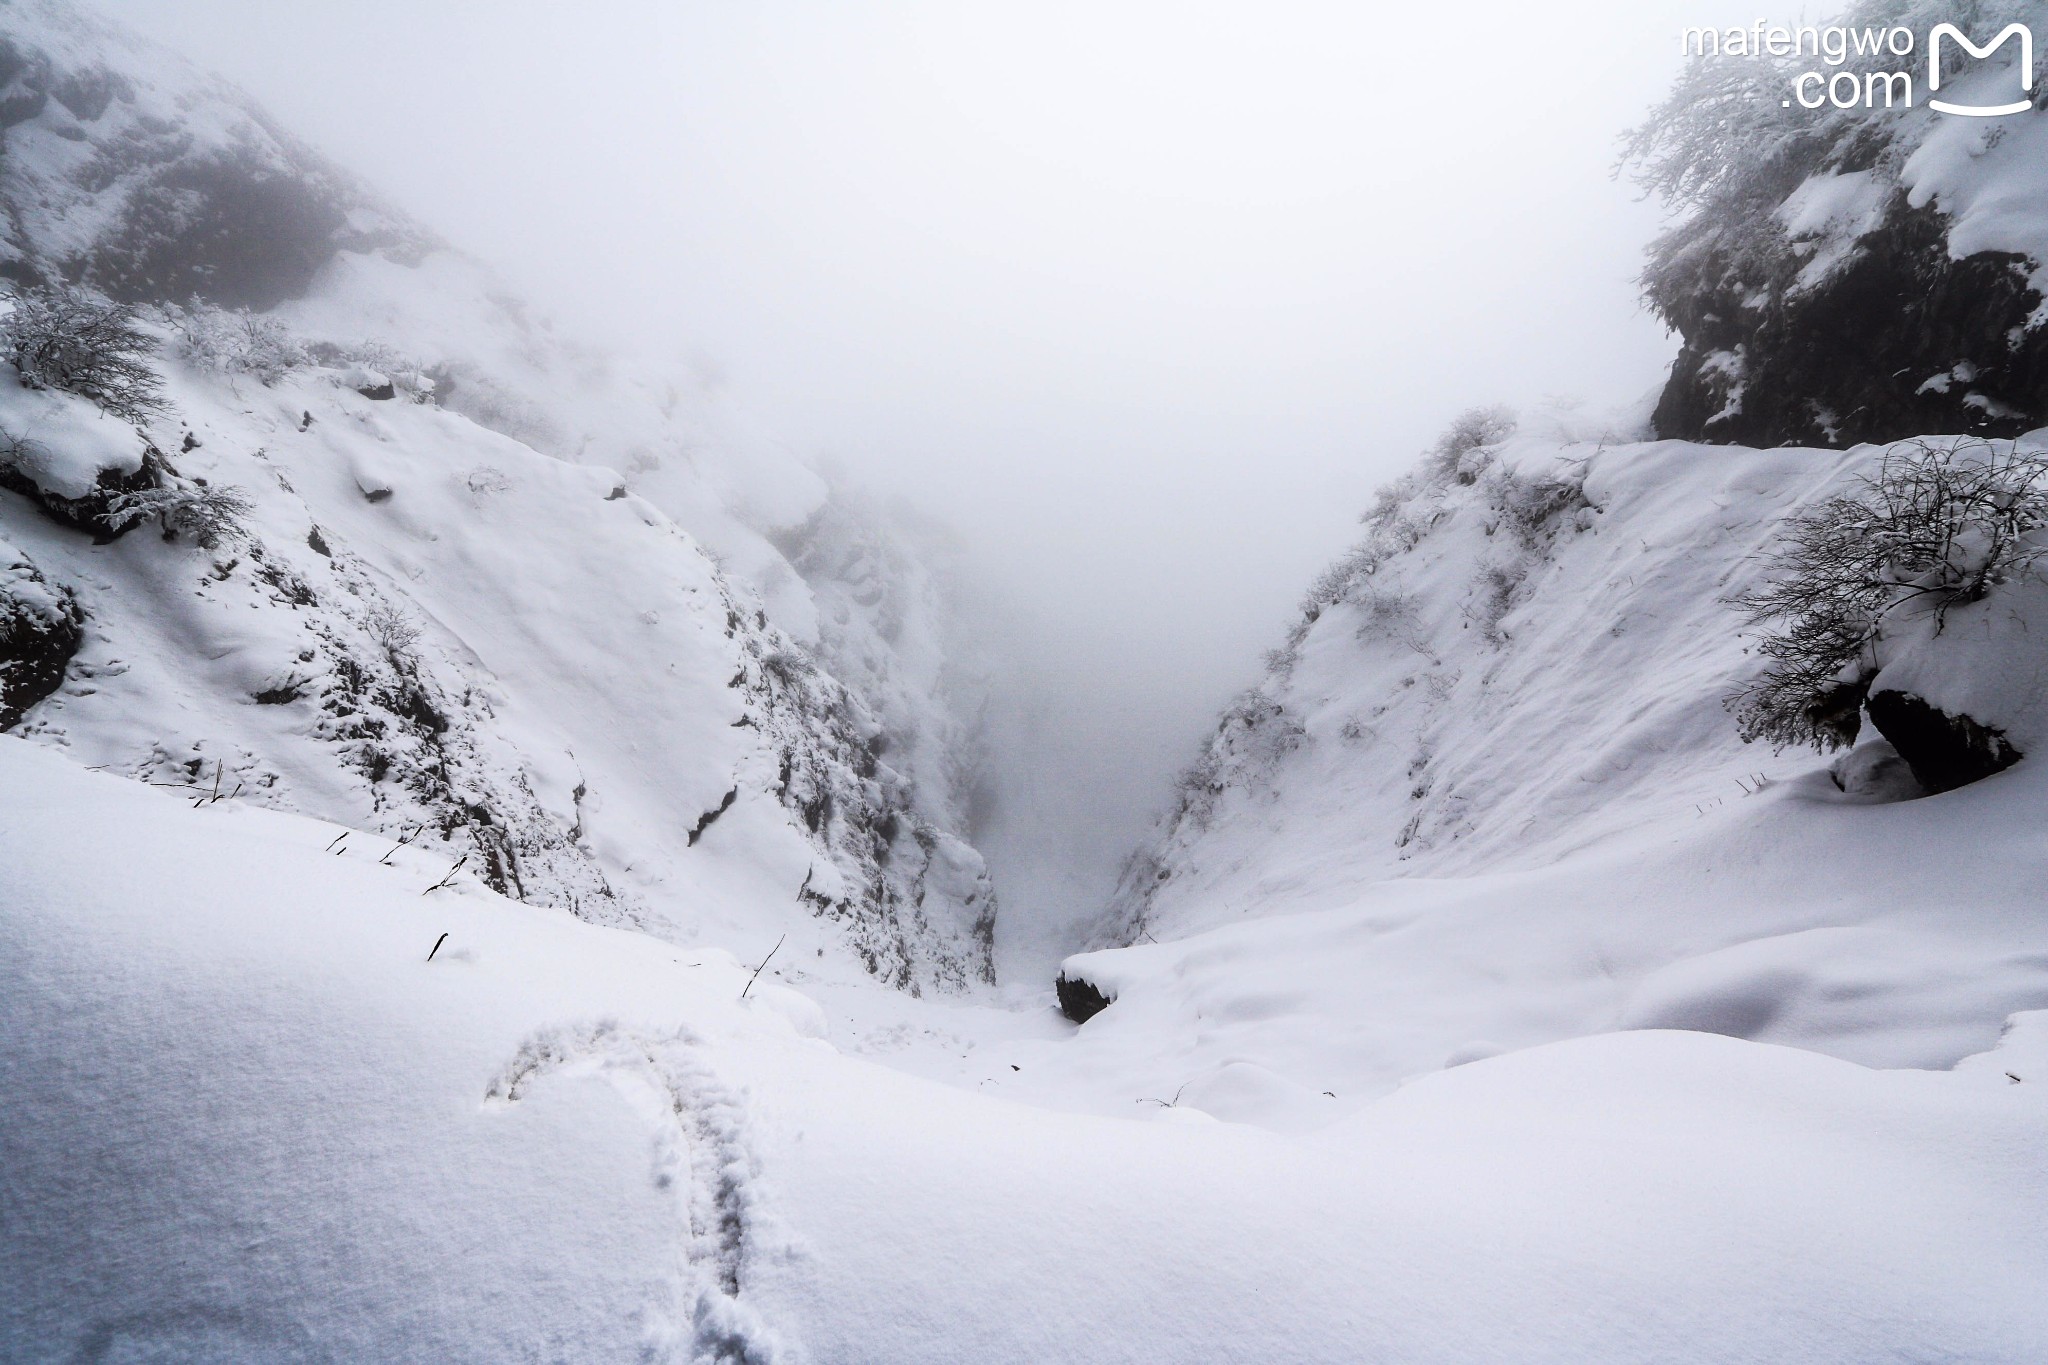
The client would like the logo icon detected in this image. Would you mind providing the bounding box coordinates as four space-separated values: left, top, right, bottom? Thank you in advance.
1928 22 2034 117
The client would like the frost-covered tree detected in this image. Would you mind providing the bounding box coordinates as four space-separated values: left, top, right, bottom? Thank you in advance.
1 284 167 423
160 302 309 387
1729 438 2048 750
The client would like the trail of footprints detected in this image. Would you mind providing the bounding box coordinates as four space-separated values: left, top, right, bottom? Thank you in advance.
486 1021 789 1364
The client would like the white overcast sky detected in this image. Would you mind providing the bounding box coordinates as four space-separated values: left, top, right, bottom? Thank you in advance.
93 0 1766 953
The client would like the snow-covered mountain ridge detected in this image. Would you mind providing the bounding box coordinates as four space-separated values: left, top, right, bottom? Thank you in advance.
0 0 999 990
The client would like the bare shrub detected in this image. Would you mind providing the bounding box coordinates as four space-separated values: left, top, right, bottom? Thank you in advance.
1728 438 2048 750
105 483 253 549
2 285 167 423
363 600 424 658
1355 584 1435 661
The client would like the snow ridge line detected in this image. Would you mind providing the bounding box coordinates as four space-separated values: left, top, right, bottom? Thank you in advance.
484 1020 791 1364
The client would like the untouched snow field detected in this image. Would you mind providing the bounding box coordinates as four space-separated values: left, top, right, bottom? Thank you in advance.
5 734 2048 1361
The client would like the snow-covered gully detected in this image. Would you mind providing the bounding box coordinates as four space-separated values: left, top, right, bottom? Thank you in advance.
6 0 2048 1359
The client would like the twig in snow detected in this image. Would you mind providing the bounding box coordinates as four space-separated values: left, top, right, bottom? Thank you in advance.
1137 1085 1189 1109
740 934 787 1000
426 932 449 963
323 831 349 853
189 760 242 807
378 824 421 866
422 855 468 895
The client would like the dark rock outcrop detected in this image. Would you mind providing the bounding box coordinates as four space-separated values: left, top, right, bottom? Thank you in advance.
0 447 164 539
1652 194 2048 449
1055 972 1113 1025
0 10 436 306
1864 689 2020 795
0 546 82 730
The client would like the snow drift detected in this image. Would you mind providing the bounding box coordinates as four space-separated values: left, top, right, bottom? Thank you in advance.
6 738 2047 1362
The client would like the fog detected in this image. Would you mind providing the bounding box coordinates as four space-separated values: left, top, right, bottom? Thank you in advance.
97 0 1762 967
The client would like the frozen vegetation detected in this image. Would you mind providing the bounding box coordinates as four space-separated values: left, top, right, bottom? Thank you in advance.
5 0 2048 1360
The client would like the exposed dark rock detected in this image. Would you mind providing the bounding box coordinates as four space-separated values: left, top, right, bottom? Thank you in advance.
1055 972 1114 1025
251 677 306 706
356 380 396 401
49 64 124 123
1865 688 2020 794
0 446 164 540
1652 195 2048 448
81 155 350 311
688 786 738 846
0 547 83 730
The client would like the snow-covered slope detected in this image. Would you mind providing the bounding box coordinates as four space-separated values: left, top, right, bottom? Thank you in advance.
1057 421 2048 1123
6 738 2046 1362
0 0 999 990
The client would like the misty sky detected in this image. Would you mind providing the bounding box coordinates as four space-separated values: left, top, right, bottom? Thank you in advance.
96 0 1764 965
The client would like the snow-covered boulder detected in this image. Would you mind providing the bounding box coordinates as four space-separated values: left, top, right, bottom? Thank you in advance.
0 377 160 535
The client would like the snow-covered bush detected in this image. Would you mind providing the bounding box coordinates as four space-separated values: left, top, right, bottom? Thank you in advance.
1283 409 1522 657
1354 584 1432 660
1425 405 1517 486
1488 462 1590 551
309 340 437 404
1622 0 2032 212
105 482 253 550
1468 562 1522 648
160 303 308 386
1 285 166 424
1729 438 2048 750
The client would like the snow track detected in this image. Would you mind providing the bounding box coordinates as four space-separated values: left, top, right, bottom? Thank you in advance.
487 1020 787 1363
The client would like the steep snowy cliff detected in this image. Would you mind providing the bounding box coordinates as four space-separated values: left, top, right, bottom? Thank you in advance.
0 0 996 990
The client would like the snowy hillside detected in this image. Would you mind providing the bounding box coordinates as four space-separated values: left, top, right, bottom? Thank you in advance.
1057 417 2048 1122
7 738 2048 1361
0 0 999 990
